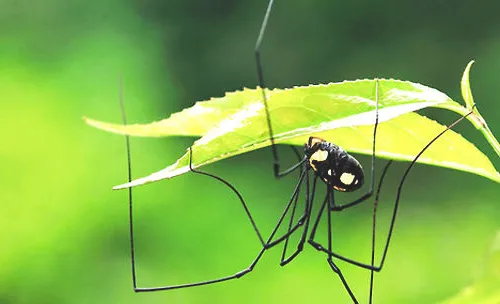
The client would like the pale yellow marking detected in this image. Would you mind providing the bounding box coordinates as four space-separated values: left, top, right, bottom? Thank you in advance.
310 160 317 170
309 150 328 171
333 185 347 192
328 169 332 176
340 172 355 185
311 150 328 162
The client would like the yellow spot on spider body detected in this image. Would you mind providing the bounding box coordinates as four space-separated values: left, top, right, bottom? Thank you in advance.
340 172 355 185
309 150 328 171
333 185 347 192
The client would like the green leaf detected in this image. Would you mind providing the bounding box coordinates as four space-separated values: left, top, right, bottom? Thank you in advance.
459 60 500 158
440 231 500 304
461 60 476 110
84 78 500 189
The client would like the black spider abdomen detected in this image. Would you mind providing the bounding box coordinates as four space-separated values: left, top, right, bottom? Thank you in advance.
307 141 364 192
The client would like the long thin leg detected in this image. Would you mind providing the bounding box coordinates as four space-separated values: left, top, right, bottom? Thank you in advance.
289 145 303 164
306 184 360 302
326 188 358 303
308 161 392 270
119 82 274 292
279 146 308 177
309 111 474 271
309 161 392 259
130 169 322 291
308 186 330 243
120 0 350 294
281 175 302 261
281 146 303 262
133 196 303 293
255 0 303 179
280 174 318 266
265 169 308 248
118 76 138 290
369 160 393 304
370 110 475 271
331 79 380 211
277 157 307 178
188 148 264 246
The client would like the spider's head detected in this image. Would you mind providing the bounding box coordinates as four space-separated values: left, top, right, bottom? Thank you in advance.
304 136 326 157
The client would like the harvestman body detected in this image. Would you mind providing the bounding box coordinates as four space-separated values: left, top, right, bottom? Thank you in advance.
306 137 364 193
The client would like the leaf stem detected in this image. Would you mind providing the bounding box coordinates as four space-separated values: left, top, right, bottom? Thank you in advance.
460 60 500 159
474 115 500 157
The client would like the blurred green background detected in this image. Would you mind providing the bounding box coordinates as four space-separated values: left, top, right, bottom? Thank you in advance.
1 0 499 303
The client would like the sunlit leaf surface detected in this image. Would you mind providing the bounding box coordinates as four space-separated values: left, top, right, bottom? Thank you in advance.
85 79 500 188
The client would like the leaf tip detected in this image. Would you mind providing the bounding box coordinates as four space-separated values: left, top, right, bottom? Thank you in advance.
82 116 93 124
83 116 100 128
112 163 191 190
461 60 476 110
112 176 151 190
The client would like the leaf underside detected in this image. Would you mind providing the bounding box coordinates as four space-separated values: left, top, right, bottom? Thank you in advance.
84 79 500 188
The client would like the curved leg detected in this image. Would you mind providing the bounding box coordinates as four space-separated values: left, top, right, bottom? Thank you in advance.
264 169 308 249
277 146 307 178
370 110 475 272
307 185 359 302
369 160 393 303
280 174 302 261
124 0 300 291
309 111 475 273
326 189 359 303
308 186 330 245
119 85 271 292
331 79 380 211
188 148 264 246
280 174 318 266
131 156 312 292
254 0 305 179
308 160 391 271
133 161 317 292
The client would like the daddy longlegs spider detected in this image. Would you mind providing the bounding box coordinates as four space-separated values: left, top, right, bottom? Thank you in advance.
116 0 475 303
